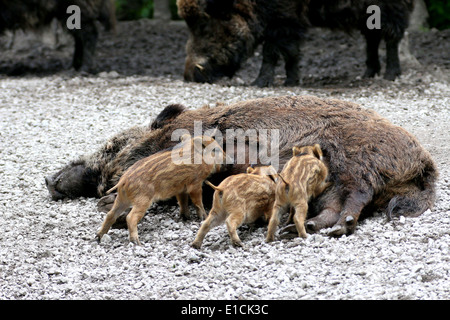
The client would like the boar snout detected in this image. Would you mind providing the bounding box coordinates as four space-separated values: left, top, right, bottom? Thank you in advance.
45 174 66 201
184 58 213 83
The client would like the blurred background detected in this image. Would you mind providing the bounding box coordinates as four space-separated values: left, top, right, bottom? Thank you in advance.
117 0 448 29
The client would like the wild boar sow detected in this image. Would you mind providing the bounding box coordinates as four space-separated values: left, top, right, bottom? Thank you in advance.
45 96 438 237
177 0 413 85
0 0 116 71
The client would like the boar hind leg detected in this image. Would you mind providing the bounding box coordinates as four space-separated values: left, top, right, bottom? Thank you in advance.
327 189 374 237
280 42 301 86
362 31 382 78
252 41 279 87
383 35 402 80
176 192 190 220
126 200 152 245
191 210 223 249
266 203 287 242
292 201 308 238
305 193 342 233
96 196 130 243
70 22 98 72
188 188 207 220
225 209 247 247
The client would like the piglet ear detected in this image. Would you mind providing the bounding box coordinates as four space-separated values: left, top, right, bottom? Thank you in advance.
205 0 235 19
312 144 323 160
247 166 255 174
292 146 302 157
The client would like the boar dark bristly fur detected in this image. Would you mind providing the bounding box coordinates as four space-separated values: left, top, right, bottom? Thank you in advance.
177 0 310 87
177 0 414 85
45 96 438 237
0 0 116 71
308 0 414 80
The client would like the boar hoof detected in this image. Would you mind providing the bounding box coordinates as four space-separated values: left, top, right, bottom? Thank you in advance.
305 221 318 233
327 216 357 237
363 67 380 78
231 240 243 248
252 77 273 88
279 224 298 239
97 193 117 213
284 78 299 87
383 70 400 81
191 242 201 249
327 224 345 237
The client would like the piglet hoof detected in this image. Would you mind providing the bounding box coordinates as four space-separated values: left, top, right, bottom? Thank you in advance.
191 242 201 250
231 240 243 248
279 224 298 239
95 234 101 244
129 239 142 246
97 193 117 213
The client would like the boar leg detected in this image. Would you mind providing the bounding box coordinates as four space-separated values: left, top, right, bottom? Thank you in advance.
188 188 207 220
225 209 246 247
252 42 279 87
70 22 98 72
126 200 152 245
280 42 301 86
305 193 342 233
96 196 130 243
362 31 382 78
383 35 402 80
266 202 287 242
292 201 308 238
191 210 224 249
176 192 190 220
327 189 374 237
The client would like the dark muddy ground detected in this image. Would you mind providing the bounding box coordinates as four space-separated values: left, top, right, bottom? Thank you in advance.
0 20 448 87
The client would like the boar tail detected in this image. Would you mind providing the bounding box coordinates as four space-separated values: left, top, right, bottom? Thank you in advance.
106 184 118 195
204 180 223 192
277 173 289 186
387 159 438 220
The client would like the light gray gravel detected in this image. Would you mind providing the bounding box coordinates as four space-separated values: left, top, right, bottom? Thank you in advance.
0 68 449 300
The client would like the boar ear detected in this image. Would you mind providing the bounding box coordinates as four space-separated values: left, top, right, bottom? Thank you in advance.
312 144 323 160
151 104 186 130
177 0 209 25
205 0 235 19
292 146 302 157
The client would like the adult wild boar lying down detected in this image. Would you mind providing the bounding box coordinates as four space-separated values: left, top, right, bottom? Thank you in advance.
0 0 116 71
177 0 414 86
45 96 437 237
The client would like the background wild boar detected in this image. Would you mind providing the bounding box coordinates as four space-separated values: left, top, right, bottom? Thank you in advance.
308 0 414 80
0 0 116 71
176 0 310 87
45 96 438 237
177 0 414 86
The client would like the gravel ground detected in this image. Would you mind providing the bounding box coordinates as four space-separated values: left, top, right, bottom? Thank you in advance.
0 21 449 300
